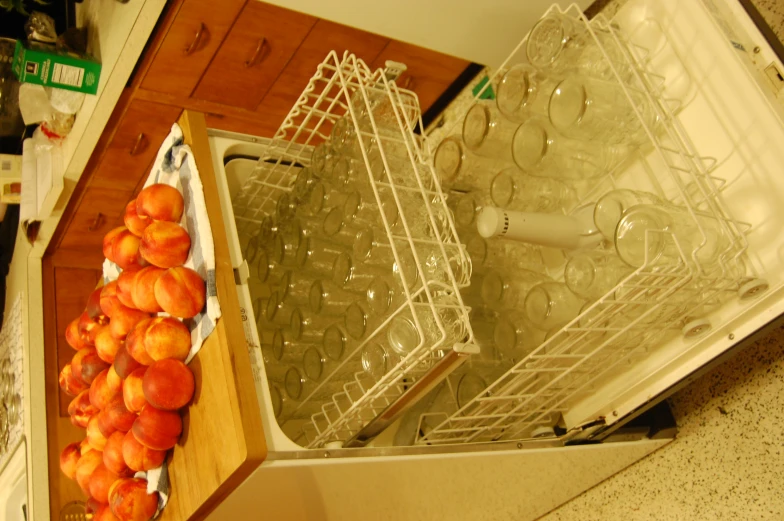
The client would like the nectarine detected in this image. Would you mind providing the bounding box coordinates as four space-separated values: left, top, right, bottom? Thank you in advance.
132 404 182 451
89 369 122 411
109 477 159 521
112 230 146 271
124 199 152 237
69 390 99 428
113 345 142 380
95 505 121 521
85 497 104 518
110 305 150 341
125 319 154 366
65 317 90 350
59 442 81 480
123 368 148 413
144 317 191 362
154 267 205 319
140 221 191 269
72 348 109 386
97 409 118 439
104 431 134 477
104 227 126 263
105 396 136 433
59 364 89 397
121 430 166 472
87 415 109 451
100 281 123 319
78 311 101 345
116 268 141 309
86 287 109 324
95 326 122 364
142 359 194 411
136 184 184 222
131 267 165 313
75 449 103 496
89 463 120 503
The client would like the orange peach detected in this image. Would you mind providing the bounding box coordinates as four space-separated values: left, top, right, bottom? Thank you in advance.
110 305 150 341
121 430 166 472
69 390 99 428
75 449 104 496
142 359 194 411
136 184 184 223
59 364 89 397
104 431 134 477
105 396 136 433
112 230 146 271
78 311 101 346
125 319 154 366
59 442 81 480
132 404 182 451
109 477 159 521
89 463 120 504
89 369 122 411
103 227 126 263
116 268 141 309
73 348 109 386
140 221 191 269
144 317 190 362
95 326 122 364
123 368 148 413
100 281 123 319
107 364 123 389
66 317 90 350
86 497 104 518
154 267 205 319
130 267 165 313
86 287 109 324
124 199 152 237
113 345 142 380
97 409 118 438
95 505 121 521
87 415 109 451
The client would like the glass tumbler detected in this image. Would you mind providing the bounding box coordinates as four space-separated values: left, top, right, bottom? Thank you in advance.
496 64 560 123
524 281 585 330
511 118 622 179
310 142 337 178
433 135 506 191
462 103 519 160
564 250 633 300
593 189 663 240
361 342 401 381
309 280 362 316
490 167 576 212
548 76 657 145
493 310 546 362
481 268 548 311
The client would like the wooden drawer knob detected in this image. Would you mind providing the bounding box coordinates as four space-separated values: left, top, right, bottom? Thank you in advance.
244 37 267 68
130 133 146 156
87 213 105 232
184 23 206 56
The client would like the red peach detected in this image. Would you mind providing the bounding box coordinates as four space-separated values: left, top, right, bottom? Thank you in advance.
109 477 159 521
103 227 126 263
65 317 90 350
121 430 166 472
130 267 165 313
59 364 89 397
87 415 109 451
89 369 122 411
110 305 150 341
104 431 134 477
59 442 81 480
123 368 148 413
95 505 121 521
112 230 146 271
72 348 109 386
140 221 191 269
154 267 205 319
105 396 136 433
89 463 120 504
100 281 123 319
124 200 152 237
116 268 141 309
75 449 103 496
85 497 104 518
95 326 122 364
144 317 191 362
107 365 123 390
143 359 194 411
113 345 142 380
136 184 184 223
125 319 154 366
86 288 109 324
132 405 182 451
78 311 101 346
69 390 99 428
97 409 118 439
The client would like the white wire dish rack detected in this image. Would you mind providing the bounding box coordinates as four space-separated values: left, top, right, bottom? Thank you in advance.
415 3 767 445
231 51 477 449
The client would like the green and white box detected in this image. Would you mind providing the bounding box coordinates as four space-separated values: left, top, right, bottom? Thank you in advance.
12 40 101 95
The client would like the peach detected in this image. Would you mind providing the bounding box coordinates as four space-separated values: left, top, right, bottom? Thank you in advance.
154 267 205 319
109 477 159 521
75 449 103 496
123 368 148 413
110 305 150 341
130 267 165 313
124 200 152 237
89 369 122 411
73 348 109 386
78 311 101 346
116 268 141 309
112 230 146 271
69 390 99 428
65 317 90 350
96 505 121 521
59 364 89 396
80 437 93 456
140 221 191 269
105 396 136 433
132 405 182 451
104 227 126 263
100 281 123 319
86 497 104 518
95 326 122 364
89 463 120 503
104 431 134 477
121 430 166 472
113 345 142 380
136 184 184 223
86 288 109 324
143 359 194 411
107 365 123 389
144 317 191 362
125 319 154 366
97 409 118 438
59 442 81 479
87 415 109 451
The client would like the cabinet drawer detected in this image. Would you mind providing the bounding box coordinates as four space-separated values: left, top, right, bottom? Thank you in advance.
141 0 246 97
91 100 182 191
193 2 316 110
371 41 470 114
59 187 134 252
256 20 389 130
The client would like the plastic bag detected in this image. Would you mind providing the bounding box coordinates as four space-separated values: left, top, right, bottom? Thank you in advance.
25 12 57 45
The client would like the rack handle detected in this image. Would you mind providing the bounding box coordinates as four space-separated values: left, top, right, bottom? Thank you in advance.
244 37 267 68
87 213 105 232
184 23 205 55
129 133 146 156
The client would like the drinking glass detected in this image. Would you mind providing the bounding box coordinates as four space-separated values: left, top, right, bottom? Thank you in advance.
361 342 401 381
322 324 347 361
614 204 729 268
309 280 362 316
493 310 546 361
394 197 451 240
524 281 585 330
456 371 488 409
496 64 560 122
353 229 395 268
265 364 305 401
289 307 342 341
593 189 663 240
343 189 399 229
265 290 298 326
311 142 337 178
278 270 314 306
462 102 519 159
291 167 318 204
387 301 467 356
481 268 548 310
366 276 397 317
298 235 346 279
345 301 370 340
276 192 298 221
302 180 350 217
331 116 366 159
271 328 321 363
564 250 633 300
322 207 364 247
433 135 506 191
366 140 431 190
302 346 327 381
450 192 485 230
490 167 576 212
548 76 657 145
511 118 622 179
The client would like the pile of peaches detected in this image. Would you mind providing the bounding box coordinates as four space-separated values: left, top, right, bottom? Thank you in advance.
57 184 207 521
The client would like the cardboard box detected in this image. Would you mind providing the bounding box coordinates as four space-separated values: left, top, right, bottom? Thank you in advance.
12 40 101 95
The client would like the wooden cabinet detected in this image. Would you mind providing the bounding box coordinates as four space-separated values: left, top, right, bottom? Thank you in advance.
58 186 134 252
193 2 316 110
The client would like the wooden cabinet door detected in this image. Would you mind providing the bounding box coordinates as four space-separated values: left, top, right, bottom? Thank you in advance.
58 187 134 252
193 2 316 111
371 41 470 114
256 20 389 131
140 0 246 97
90 99 182 191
